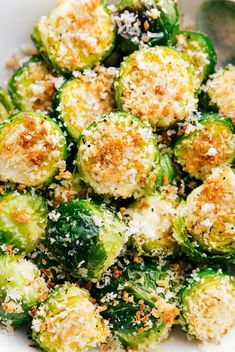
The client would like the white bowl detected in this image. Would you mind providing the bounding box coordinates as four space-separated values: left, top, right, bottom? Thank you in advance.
0 1 234 351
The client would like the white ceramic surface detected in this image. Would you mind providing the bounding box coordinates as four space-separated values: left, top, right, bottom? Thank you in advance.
0 1 234 351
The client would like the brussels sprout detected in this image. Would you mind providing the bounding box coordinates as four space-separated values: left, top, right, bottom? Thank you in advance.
173 167 235 263
0 112 67 187
176 31 216 86
0 191 48 254
201 64 235 123
180 269 235 343
77 112 162 198
0 255 48 325
53 66 117 140
127 193 179 257
95 259 179 349
31 0 116 74
115 46 197 129
0 87 14 123
8 55 64 114
114 0 179 53
47 198 126 281
174 113 235 180
32 283 109 352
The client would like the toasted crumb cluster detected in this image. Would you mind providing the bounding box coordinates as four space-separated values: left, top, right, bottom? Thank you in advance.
57 66 117 139
78 113 159 198
32 284 109 352
11 58 64 113
0 113 66 186
203 65 235 123
183 274 235 343
116 46 197 128
181 167 235 252
35 0 115 72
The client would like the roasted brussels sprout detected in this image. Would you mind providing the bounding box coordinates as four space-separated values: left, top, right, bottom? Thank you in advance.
0 112 67 187
95 259 179 349
0 191 48 253
77 112 162 198
47 198 126 281
32 283 109 352
173 167 235 263
8 55 64 114
176 31 216 86
180 269 235 343
127 192 179 257
115 46 197 129
32 0 116 74
53 66 117 140
174 113 235 180
115 0 179 53
0 255 48 325
201 64 235 123
0 87 14 123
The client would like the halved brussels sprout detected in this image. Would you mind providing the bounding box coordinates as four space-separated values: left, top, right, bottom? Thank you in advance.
180 269 235 343
95 259 179 349
32 0 116 74
8 55 64 114
127 193 179 257
0 87 14 123
32 283 109 352
0 255 48 325
201 64 235 123
77 112 162 198
115 0 179 53
115 46 197 129
0 112 67 187
173 167 235 263
54 66 117 140
0 191 48 253
176 31 216 86
174 113 235 180
47 198 126 281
